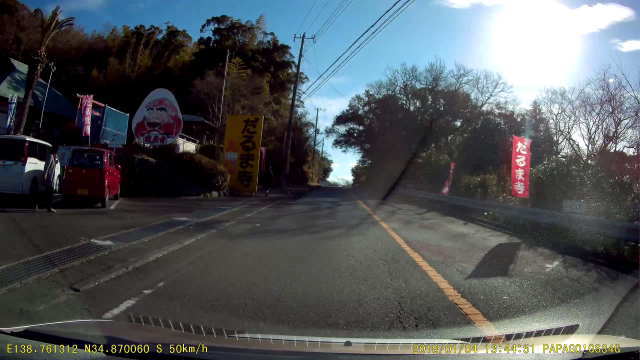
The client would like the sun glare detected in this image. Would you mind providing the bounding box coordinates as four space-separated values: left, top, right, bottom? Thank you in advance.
490 0 583 89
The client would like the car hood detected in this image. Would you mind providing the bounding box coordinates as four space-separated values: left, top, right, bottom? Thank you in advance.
1 319 640 360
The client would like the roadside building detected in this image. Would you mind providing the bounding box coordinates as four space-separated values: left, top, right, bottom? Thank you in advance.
0 57 75 139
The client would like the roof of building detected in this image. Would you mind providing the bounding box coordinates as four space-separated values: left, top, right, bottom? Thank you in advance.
0 57 75 119
0 134 53 146
183 114 216 127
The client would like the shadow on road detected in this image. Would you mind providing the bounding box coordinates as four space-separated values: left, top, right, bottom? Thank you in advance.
467 242 522 278
0 195 107 211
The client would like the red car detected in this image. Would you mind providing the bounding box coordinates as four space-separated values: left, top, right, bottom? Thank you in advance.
62 147 121 208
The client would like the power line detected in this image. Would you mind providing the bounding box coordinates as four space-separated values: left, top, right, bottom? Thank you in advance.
301 0 352 60
307 0 414 97
315 0 353 40
303 0 415 99
313 0 415 95
297 0 320 34
306 0 332 33
305 49 346 97
301 0 409 98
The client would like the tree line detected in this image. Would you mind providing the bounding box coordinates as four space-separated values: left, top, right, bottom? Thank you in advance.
1 0 331 184
328 60 639 221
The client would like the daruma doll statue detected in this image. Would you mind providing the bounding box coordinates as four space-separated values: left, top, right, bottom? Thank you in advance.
132 88 183 145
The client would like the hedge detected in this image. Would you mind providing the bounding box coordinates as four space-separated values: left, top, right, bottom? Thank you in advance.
119 147 229 197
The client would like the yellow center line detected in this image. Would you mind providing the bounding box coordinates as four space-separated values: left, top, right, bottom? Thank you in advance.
357 199 499 337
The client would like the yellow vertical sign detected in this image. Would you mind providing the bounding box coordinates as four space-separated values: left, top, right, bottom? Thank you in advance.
223 115 264 195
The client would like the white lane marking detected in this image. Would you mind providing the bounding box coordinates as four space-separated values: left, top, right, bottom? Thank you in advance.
109 200 121 210
0 319 112 332
97 203 275 317
74 201 277 292
101 282 165 319
173 217 191 221
90 239 116 246
0 202 250 295
545 260 561 272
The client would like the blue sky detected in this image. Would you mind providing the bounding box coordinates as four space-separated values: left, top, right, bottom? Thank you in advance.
23 0 640 183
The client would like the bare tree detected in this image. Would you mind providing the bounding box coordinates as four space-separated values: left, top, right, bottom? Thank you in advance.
448 63 474 92
539 87 578 156
539 68 638 162
468 70 512 110
617 67 640 155
191 71 223 124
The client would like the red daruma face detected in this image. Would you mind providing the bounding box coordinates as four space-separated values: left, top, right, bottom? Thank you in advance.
134 98 182 144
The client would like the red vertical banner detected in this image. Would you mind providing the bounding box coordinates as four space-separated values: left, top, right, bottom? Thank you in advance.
511 136 531 198
441 162 456 195
80 95 94 137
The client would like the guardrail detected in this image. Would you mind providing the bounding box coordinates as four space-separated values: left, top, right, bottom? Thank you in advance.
396 188 639 244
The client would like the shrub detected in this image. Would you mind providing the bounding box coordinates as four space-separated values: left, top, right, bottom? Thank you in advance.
149 144 179 160
167 153 229 194
119 148 229 197
530 157 583 210
531 156 637 221
197 144 224 162
409 152 452 192
119 154 158 197
456 173 501 200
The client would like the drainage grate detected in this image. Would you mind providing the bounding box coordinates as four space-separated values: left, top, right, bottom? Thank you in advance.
0 207 233 292
0 242 105 289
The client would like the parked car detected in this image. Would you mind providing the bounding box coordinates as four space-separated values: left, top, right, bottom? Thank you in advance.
0 135 56 206
62 147 121 208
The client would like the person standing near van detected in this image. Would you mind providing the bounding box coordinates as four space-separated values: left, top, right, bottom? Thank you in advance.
42 150 60 213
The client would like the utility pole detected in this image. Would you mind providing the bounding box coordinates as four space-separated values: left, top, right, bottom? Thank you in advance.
283 32 315 188
319 137 325 183
311 107 320 182
39 62 55 129
218 48 230 139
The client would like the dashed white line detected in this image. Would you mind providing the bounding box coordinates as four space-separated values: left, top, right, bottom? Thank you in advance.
102 282 165 319
96 203 277 317
74 201 277 292
90 239 116 246
545 260 561 271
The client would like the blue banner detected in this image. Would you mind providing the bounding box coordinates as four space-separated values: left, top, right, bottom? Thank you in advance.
100 106 129 147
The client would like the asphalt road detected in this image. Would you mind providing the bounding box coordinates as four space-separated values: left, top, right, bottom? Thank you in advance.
0 187 637 343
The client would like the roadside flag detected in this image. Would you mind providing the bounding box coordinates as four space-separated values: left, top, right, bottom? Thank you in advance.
511 136 531 198
441 162 456 195
80 95 93 137
6 95 17 133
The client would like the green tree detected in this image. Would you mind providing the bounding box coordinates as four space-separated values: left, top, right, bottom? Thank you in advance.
328 61 510 195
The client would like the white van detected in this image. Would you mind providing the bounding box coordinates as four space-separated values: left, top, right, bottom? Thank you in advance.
0 135 53 197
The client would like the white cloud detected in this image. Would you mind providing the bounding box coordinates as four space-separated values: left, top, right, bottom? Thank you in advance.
612 39 640 52
571 3 635 34
441 0 507 8
305 94 352 129
50 0 107 12
333 161 357 169
442 0 635 34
